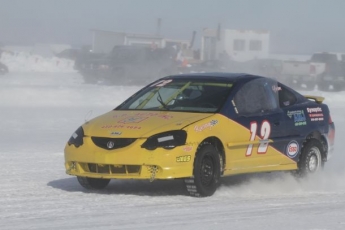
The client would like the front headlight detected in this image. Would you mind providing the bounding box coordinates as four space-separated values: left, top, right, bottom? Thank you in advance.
67 126 84 147
141 130 187 150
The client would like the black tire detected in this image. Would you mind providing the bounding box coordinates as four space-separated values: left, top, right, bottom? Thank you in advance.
184 144 221 197
318 81 331 91
77 176 110 190
332 84 344 92
295 139 324 177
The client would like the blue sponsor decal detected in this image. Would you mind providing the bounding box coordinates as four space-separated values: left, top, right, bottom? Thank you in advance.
287 110 307 126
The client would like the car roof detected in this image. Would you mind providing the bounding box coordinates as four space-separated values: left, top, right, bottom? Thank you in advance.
163 72 262 82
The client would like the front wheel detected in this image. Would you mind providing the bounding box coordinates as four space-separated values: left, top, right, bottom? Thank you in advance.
184 144 221 197
77 176 110 190
295 139 324 177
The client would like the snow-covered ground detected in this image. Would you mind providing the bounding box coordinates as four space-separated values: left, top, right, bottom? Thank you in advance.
0 72 344 230
1 52 76 73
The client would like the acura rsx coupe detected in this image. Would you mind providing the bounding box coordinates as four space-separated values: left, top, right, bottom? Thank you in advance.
64 73 335 197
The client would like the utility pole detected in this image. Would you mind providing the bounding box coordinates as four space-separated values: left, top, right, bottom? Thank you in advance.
156 18 162 36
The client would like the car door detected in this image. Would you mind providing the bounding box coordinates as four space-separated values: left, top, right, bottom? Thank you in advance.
230 78 288 171
277 84 310 160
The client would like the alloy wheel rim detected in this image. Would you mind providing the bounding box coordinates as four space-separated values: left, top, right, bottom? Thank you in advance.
308 147 321 172
200 156 214 186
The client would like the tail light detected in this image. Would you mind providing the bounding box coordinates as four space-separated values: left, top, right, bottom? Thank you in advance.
328 114 335 146
329 114 333 124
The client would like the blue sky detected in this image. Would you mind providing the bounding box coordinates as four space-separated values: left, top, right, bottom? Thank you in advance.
1 0 345 54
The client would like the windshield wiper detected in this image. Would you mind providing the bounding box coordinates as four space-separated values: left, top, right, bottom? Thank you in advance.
157 91 169 110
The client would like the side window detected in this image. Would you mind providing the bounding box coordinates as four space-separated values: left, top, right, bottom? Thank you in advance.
234 78 279 115
278 84 297 107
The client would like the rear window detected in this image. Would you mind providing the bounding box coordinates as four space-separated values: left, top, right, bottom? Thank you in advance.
234 78 279 115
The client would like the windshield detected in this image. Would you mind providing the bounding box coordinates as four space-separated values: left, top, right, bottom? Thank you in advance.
117 79 233 113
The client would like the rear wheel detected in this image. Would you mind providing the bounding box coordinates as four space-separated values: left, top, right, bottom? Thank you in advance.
295 139 323 177
184 144 221 197
77 176 110 190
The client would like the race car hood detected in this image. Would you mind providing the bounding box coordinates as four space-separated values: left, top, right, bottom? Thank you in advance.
82 110 213 138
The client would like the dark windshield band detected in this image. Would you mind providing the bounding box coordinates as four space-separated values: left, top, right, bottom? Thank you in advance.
117 79 234 113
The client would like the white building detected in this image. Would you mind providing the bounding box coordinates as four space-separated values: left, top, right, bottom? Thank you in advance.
201 28 270 62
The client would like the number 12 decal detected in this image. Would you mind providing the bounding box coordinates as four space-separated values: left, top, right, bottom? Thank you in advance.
246 120 271 156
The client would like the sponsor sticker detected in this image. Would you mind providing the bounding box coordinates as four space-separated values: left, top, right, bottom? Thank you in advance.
182 146 193 152
194 120 219 132
307 107 324 122
114 112 173 121
310 117 324 121
112 114 128 118
157 114 173 120
110 131 122 136
286 140 299 158
118 116 148 124
232 100 239 114
307 107 322 113
102 124 141 130
176 155 191 162
287 110 307 126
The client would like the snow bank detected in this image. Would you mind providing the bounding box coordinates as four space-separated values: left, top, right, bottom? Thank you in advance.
0 51 76 73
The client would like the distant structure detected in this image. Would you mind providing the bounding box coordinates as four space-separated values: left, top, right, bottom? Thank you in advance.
91 29 190 54
201 28 270 62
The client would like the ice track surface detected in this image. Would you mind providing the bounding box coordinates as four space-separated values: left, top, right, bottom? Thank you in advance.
1 72 345 230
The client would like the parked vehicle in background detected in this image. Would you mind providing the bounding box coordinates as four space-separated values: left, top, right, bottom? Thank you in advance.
280 52 345 91
311 52 345 91
280 60 326 90
75 45 179 85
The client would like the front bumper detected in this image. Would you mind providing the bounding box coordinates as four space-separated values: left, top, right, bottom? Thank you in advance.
64 137 195 180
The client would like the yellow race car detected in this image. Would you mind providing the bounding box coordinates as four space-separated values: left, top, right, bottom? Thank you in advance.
64 73 335 197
